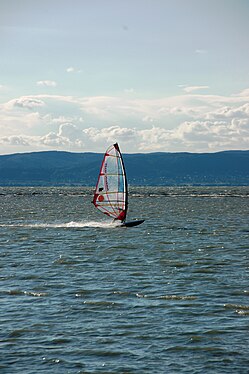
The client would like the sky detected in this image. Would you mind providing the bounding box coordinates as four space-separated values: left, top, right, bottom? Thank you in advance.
1 0 249 154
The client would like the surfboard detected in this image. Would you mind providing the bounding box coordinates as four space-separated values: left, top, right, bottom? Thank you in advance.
120 220 145 228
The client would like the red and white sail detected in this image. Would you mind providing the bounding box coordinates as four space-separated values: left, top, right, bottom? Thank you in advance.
92 143 128 222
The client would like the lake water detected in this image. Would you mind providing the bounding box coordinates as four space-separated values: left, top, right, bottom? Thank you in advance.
0 186 249 373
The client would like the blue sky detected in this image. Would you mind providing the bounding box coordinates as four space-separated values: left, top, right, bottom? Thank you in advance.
1 0 249 154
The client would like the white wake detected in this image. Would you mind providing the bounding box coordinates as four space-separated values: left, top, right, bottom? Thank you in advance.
0 221 119 229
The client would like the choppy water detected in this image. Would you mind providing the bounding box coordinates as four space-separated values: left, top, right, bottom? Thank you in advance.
0 186 249 373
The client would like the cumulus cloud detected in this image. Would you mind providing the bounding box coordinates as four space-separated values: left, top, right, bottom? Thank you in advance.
1 88 249 153
1 135 30 146
11 97 45 109
1 119 249 153
40 132 70 147
58 123 83 142
36 80 57 87
205 103 249 122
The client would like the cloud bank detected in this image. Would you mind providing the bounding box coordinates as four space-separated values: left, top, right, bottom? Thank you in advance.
0 88 249 154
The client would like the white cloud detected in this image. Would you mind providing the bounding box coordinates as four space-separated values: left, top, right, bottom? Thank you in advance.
40 131 71 147
206 103 249 120
43 114 84 125
58 123 83 142
233 88 249 98
66 67 82 73
1 135 30 146
183 86 210 93
36 80 57 87
66 67 74 73
1 88 249 153
13 97 45 109
0 118 249 154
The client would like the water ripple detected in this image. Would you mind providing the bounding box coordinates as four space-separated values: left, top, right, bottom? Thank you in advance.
1 186 249 373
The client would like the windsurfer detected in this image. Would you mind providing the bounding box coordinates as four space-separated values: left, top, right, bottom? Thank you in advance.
112 210 126 224
92 143 144 227
117 210 126 222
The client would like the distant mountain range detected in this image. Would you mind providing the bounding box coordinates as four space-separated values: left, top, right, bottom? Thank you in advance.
0 150 249 186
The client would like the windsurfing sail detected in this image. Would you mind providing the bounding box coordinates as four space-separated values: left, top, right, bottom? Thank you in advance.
92 143 128 222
